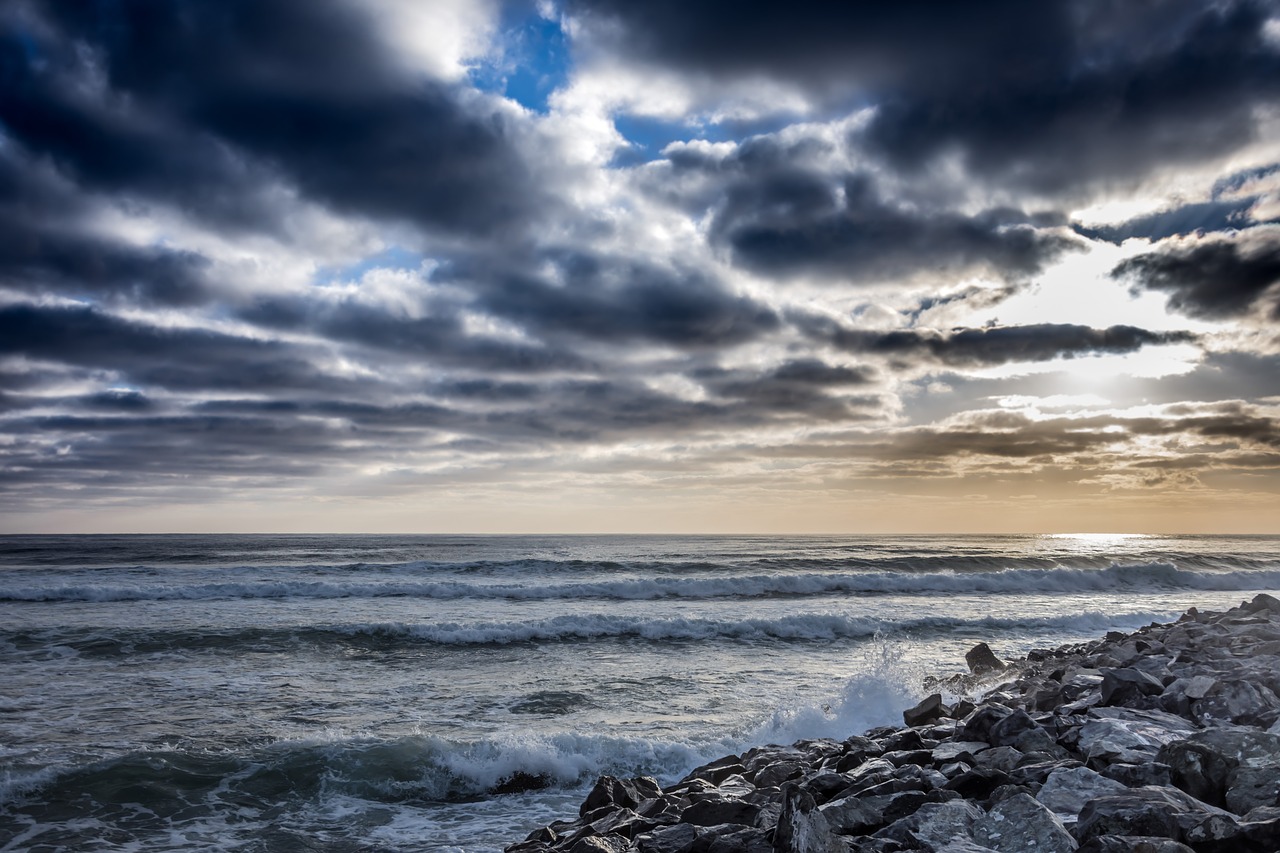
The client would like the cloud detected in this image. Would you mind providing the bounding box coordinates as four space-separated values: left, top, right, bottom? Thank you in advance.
1112 226 1280 319
803 321 1198 367
1 1 552 239
571 0 1280 198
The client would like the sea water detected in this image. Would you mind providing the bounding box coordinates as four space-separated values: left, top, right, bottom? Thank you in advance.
2 533 1278 851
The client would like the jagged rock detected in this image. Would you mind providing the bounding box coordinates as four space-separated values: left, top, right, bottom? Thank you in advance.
680 755 746 786
905 693 948 727
682 798 760 827
494 771 554 794
636 822 699 853
1100 762 1172 788
931 742 991 765
1075 837 1194 853
819 792 884 834
966 643 1007 675
703 825 772 853
971 791 1077 852
1246 593 1280 615
581 776 663 817
569 836 627 853
775 783 844 853
874 798 983 848
987 709 1039 748
1100 668 1166 706
1073 785 1237 845
972 746 1023 774
1036 766 1129 823
1075 707 1197 764
1159 729 1280 815
943 767 1012 799
1191 680 1280 727
755 760 806 789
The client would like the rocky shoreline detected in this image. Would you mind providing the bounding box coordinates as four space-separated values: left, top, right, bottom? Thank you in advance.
504 595 1280 853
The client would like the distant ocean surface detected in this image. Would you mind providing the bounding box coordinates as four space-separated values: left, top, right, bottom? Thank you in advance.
3 533 1279 852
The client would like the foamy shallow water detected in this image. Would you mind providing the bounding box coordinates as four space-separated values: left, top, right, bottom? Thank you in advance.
2 533 1278 851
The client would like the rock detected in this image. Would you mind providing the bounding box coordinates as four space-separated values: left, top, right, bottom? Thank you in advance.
1100 668 1166 707
774 783 844 853
1159 728 1280 815
569 837 627 853
965 643 1007 675
874 799 983 849
1192 680 1280 727
818 792 884 834
754 760 805 789
987 710 1039 748
703 825 772 853
972 791 1077 852
905 693 949 728
1075 708 1197 764
1036 766 1129 823
1245 593 1280 615
493 771 553 794
581 776 663 817
1075 837 1194 853
931 741 991 765
680 755 746 786
636 823 699 853
682 798 760 828
1073 785 1237 845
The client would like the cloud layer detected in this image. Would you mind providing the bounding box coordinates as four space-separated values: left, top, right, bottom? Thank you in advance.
1 0 1278 531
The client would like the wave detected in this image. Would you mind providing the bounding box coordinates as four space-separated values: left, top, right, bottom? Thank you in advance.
6 561 1280 604
4 608 1178 659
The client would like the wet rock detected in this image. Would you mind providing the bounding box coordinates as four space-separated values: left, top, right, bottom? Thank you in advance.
775 783 844 853
569 836 627 853
972 792 1077 852
1159 729 1280 815
874 799 983 849
581 776 663 817
966 643 1007 675
680 755 745 786
1075 837 1194 853
682 797 760 828
904 693 948 728
986 710 1039 749
1075 708 1196 764
703 825 772 853
1073 785 1236 845
818 792 884 834
943 767 1012 800
1191 680 1280 727
1099 762 1172 789
1100 668 1166 707
494 771 554 794
1035 766 1129 823
636 823 699 853
931 742 991 765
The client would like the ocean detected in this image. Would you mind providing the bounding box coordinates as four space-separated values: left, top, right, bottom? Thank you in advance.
2 533 1278 852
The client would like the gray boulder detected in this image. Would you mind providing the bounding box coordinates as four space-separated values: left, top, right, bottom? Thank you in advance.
972 792 1077 852
1036 766 1129 823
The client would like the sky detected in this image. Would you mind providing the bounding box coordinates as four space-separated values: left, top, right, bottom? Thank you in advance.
1 0 1279 534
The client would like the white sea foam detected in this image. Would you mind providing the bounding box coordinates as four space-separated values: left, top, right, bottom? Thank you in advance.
5 561 1279 603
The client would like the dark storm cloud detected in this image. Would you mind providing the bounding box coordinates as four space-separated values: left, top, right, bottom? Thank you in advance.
0 303 352 394
1112 228 1280 319
568 0 1069 100
1 0 547 237
713 168 1076 282
646 135 1077 283
799 321 1198 367
579 0 1280 195
867 2 1280 194
455 253 783 347
0 152 215 305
